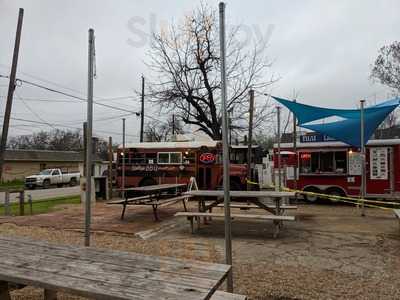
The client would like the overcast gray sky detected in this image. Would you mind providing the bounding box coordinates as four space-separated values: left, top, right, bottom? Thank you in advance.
0 0 398 143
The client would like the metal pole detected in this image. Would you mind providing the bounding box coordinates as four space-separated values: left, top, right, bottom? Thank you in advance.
0 8 24 182
108 136 113 200
277 106 282 191
219 2 233 292
122 118 126 199
140 76 145 142
247 89 254 191
84 28 95 247
360 99 366 217
293 99 298 192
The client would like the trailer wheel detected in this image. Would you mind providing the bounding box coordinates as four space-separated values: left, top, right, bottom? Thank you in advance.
325 187 345 202
139 177 157 187
303 186 320 202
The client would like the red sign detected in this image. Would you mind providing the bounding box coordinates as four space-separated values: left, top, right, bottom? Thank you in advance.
199 153 216 164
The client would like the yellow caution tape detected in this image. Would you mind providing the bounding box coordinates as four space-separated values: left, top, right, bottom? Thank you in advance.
246 179 260 186
282 187 400 210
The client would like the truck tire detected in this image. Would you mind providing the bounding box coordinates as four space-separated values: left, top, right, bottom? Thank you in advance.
69 178 77 187
43 179 50 189
325 187 345 202
139 177 157 187
303 186 320 202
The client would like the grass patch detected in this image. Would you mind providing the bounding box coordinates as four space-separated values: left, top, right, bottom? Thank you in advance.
0 179 24 190
0 195 81 216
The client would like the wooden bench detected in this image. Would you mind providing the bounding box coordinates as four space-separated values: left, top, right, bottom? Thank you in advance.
107 194 191 221
0 235 231 300
211 290 247 299
175 212 295 238
215 203 297 210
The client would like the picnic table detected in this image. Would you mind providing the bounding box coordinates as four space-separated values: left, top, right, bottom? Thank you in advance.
108 183 189 221
0 235 232 300
176 190 296 238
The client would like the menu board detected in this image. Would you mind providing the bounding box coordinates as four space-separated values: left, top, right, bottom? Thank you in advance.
348 152 362 176
370 147 388 180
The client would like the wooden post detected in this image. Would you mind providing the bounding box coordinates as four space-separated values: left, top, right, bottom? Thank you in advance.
108 136 113 200
0 281 10 300
247 89 254 191
44 289 57 300
28 194 33 215
0 8 24 183
4 191 10 216
19 190 24 216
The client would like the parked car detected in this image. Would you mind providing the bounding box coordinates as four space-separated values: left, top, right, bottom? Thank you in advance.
25 168 80 189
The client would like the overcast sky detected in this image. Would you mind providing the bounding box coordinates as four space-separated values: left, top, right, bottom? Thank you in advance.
0 0 398 143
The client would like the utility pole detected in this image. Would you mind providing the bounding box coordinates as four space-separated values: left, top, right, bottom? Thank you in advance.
360 99 366 217
83 122 87 177
84 28 95 247
277 106 282 191
0 8 24 182
219 2 233 293
108 136 113 200
172 114 175 135
140 75 145 142
122 118 126 199
247 89 254 191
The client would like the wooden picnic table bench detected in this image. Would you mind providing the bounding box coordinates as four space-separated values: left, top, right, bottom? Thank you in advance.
0 235 232 300
394 209 400 232
211 291 247 299
108 183 189 221
181 190 296 238
175 212 295 238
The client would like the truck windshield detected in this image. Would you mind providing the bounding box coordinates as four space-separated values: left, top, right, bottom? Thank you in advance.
39 170 52 175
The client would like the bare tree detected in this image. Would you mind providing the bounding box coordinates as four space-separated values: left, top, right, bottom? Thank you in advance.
371 41 400 92
146 4 276 140
144 115 184 142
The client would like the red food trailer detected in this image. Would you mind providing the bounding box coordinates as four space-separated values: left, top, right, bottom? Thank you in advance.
273 135 400 201
116 141 260 191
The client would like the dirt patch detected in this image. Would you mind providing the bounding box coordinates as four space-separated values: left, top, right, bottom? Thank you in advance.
1 202 400 299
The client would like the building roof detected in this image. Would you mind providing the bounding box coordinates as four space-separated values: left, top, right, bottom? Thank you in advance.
121 141 220 149
4 149 101 162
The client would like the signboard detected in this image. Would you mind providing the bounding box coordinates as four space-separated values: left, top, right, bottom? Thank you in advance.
348 152 362 176
370 147 388 180
300 133 336 143
199 153 216 164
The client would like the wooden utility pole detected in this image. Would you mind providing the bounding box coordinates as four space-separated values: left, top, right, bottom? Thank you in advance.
0 8 24 182
108 136 113 200
247 89 254 190
140 75 145 142
172 114 175 135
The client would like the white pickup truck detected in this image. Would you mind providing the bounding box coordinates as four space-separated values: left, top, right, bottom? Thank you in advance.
25 168 81 189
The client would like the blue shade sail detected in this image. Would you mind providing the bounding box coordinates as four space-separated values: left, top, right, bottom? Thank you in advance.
272 96 400 147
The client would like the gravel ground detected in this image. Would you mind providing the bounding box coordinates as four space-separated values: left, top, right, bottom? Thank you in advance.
1 202 400 299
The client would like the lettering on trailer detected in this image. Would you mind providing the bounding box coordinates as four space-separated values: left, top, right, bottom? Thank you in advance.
300 133 336 143
370 147 388 180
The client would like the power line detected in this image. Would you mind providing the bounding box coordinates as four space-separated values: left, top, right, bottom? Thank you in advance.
2 116 139 138
1 74 140 115
15 91 56 130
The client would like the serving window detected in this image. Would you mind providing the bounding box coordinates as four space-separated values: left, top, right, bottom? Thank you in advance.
299 151 347 174
157 152 183 164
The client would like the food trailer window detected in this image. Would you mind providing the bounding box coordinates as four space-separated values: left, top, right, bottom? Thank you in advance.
157 152 183 164
300 151 347 174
